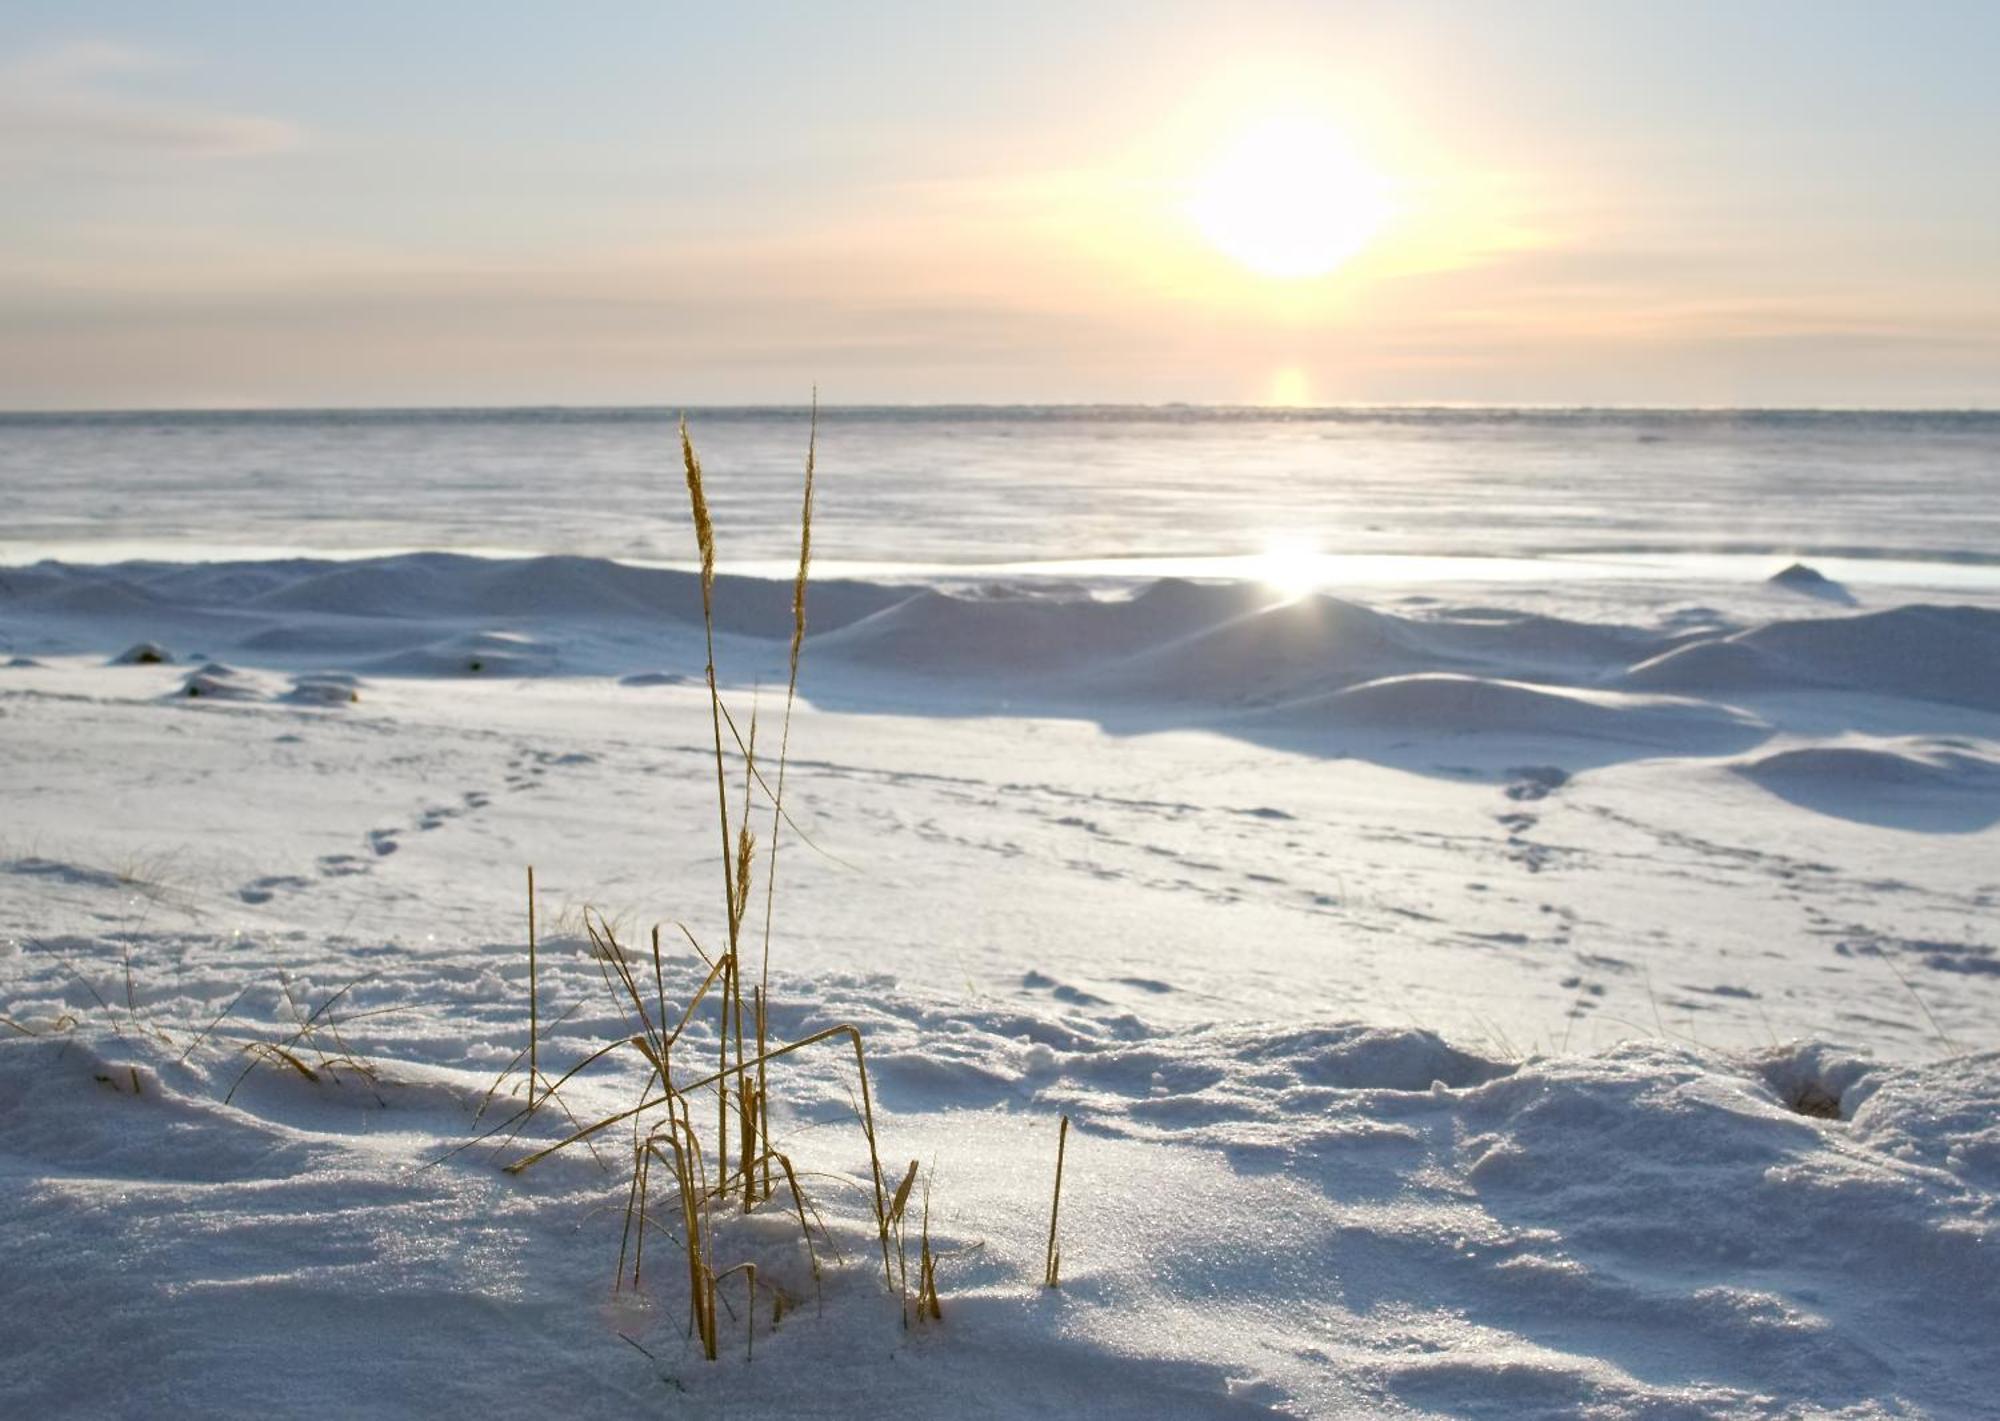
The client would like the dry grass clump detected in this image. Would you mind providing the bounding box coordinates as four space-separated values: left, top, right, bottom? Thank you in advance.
3 950 387 1106
223 972 382 1105
484 405 941 1362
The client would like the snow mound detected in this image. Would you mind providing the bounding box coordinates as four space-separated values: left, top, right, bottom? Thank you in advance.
818 583 1702 727
39 578 168 617
1621 637 1784 694
1742 741 2000 792
237 552 900 634
1734 739 2000 831
1768 560 1857 605
283 671 363 706
1416 1040 2000 1415
237 620 429 655
1846 1049 2000 1192
246 553 473 618
360 629 560 677
0 564 73 601
816 582 1243 679
174 662 269 701
111 640 174 665
1085 594 1422 702
1629 605 2000 711
1259 673 1767 749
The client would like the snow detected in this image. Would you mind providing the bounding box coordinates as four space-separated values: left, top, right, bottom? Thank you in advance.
2 546 1998 1417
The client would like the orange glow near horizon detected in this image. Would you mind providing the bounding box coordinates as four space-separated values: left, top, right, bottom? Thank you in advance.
1267 366 1314 406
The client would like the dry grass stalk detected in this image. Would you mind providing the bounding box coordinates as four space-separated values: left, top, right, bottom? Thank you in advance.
1044 1113 1070 1288
759 394 817 1202
887 1158 921 1324
527 864 539 1110
239 1038 317 1083
883 1157 946 1328
682 416 739 1193
917 1171 943 1322
754 987 770 1202
178 983 250 1064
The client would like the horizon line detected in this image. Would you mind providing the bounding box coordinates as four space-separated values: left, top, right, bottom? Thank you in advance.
2 400 1995 420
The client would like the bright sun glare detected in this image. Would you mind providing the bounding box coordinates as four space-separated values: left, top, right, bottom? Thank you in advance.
1189 118 1393 279
1256 534 1331 600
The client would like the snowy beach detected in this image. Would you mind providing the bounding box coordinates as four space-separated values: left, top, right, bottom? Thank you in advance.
3 409 1997 1417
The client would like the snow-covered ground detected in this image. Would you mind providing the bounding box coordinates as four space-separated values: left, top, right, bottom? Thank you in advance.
3 550 1997 1417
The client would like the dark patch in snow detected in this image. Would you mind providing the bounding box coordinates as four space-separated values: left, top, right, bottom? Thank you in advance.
111 641 172 665
1787 1081 1843 1119
1504 765 1570 801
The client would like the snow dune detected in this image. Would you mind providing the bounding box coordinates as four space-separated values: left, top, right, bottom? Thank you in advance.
1247 674 1765 752
9 550 1999 778
1734 740 2000 832
14 551 1992 696
1626 604 2000 713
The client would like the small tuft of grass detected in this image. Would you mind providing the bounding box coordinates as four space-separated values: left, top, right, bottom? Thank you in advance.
7 949 389 1109
224 972 382 1105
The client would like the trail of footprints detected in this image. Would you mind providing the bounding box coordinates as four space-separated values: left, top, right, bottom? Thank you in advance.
234 745 593 905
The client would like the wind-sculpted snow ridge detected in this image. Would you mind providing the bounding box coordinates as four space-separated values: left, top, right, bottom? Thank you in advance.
1625 604 2000 712
814 581 1678 705
1245 674 1769 752
8 553 2000 782
3 553 909 649
10 553 1997 699
1 942 1996 1419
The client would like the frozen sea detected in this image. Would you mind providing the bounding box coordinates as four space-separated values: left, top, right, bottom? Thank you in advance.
5 405 1998 593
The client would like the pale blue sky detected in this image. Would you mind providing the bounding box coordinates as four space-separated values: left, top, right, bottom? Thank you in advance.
3 2 1996 407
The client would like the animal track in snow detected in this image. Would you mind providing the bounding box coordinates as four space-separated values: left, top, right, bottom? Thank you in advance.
238 875 311 904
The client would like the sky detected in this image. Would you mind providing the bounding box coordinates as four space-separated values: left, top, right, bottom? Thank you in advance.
2 1 1997 410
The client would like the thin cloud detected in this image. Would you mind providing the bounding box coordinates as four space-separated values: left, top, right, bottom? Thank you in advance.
0 40 302 166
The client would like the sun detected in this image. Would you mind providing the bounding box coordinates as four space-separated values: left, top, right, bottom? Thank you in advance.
1188 117 1393 279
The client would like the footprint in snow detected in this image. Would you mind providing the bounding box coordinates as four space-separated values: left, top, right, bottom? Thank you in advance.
238 874 312 904
1022 970 1109 1006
